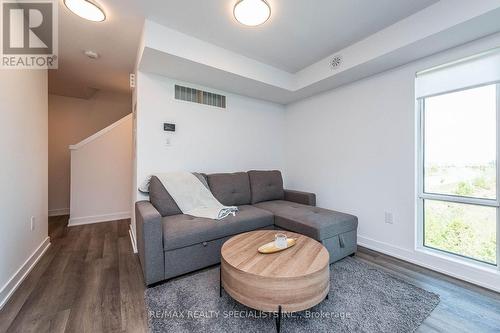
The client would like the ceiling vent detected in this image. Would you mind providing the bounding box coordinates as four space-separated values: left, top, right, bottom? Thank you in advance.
329 55 343 70
175 85 226 109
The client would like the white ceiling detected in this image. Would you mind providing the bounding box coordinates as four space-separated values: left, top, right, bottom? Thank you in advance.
51 0 439 98
142 0 439 73
138 1 500 104
49 0 143 98
54 0 499 101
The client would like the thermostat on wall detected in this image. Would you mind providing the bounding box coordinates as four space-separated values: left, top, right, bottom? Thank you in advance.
164 123 176 132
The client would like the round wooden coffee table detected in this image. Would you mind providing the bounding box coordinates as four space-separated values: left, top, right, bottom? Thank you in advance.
220 230 330 332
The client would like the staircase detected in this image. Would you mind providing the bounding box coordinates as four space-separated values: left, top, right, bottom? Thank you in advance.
68 114 133 226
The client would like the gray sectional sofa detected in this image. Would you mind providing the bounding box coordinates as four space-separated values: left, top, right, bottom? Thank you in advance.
135 170 358 285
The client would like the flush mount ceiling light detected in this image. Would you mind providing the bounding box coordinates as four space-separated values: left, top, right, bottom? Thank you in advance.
64 0 106 22
233 0 271 26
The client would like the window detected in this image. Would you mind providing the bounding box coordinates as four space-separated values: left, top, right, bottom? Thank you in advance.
416 49 500 267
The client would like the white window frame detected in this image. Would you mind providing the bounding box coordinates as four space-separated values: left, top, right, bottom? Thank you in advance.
416 83 500 270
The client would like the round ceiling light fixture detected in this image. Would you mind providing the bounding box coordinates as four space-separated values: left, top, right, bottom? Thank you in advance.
64 0 106 22
233 0 271 26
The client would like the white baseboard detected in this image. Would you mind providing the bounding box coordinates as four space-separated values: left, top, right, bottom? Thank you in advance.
48 208 70 217
129 225 138 254
358 235 500 293
68 211 131 226
0 237 51 310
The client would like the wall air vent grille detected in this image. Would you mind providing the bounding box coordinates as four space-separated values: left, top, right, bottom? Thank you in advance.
329 55 343 70
175 85 226 108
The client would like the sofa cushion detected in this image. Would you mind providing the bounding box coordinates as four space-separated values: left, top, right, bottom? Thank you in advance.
207 172 251 206
162 205 274 251
149 176 182 217
254 200 358 241
248 170 285 204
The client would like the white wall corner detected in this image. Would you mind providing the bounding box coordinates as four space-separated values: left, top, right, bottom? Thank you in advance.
0 237 51 310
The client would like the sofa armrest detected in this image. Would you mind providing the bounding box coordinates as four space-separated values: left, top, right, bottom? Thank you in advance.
284 189 316 206
135 201 164 285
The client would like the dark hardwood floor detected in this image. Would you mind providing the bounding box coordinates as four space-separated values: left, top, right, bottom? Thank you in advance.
0 216 147 333
356 249 500 333
1 217 499 332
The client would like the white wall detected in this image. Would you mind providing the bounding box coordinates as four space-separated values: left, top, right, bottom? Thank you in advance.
132 30 500 292
69 115 133 226
48 91 131 216
133 73 286 235
285 32 500 292
0 70 49 308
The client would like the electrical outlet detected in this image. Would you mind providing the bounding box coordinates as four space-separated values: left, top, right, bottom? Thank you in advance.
384 212 394 224
30 216 36 231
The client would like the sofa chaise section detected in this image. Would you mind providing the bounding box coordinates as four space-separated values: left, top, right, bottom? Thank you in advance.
254 200 358 262
248 170 358 263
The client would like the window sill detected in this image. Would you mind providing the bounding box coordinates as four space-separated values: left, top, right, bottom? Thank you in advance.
415 246 499 274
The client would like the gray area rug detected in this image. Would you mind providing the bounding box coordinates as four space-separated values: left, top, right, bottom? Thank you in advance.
145 257 440 333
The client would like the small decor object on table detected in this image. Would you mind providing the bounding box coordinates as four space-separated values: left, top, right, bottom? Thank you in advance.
258 234 297 254
275 233 288 248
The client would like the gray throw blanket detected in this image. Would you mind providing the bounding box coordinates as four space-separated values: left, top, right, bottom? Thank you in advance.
153 172 238 220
